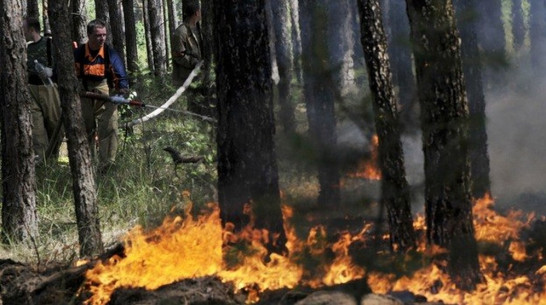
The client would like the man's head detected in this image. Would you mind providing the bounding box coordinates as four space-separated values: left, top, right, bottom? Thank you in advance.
87 19 107 50
23 18 41 41
183 3 201 24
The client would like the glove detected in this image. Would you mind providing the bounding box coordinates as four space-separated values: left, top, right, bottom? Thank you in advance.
117 88 130 98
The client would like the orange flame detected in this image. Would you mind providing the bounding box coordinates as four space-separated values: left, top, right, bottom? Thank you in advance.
84 193 545 305
367 194 546 305
348 134 382 180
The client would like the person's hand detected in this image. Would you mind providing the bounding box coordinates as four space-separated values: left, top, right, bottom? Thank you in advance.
116 88 130 98
37 66 53 80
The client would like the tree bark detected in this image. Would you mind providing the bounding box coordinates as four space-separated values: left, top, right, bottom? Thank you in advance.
214 0 287 254
123 0 139 73
147 0 167 75
49 0 104 257
200 0 216 105
27 0 39 20
94 0 113 45
165 0 177 36
512 0 525 51
107 0 126 64
163 0 170 69
270 0 296 134
384 0 415 116
71 0 88 44
0 0 38 243
142 0 155 71
530 0 546 74
405 0 482 290
42 0 50 34
454 0 491 199
357 0 416 251
299 0 341 206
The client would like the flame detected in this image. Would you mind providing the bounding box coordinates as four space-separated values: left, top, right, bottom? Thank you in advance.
348 134 382 180
84 204 366 304
84 193 545 305
367 194 546 305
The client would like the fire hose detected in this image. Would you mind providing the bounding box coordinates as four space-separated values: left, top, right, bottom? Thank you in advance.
79 91 216 124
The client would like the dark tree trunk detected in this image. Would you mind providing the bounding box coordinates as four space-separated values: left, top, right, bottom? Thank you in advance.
299 0 341 206
201 0 216 104
384 0 415 117
357 0 416 251
27 0 39 20
42 0 50 34
405 0 482 290
270 0 296 134
289 0 303 84
71 0 88 44
0 0 38 243
530 0 546 74
49 0 104 257
147 0 167 75
94 0 113 45
454 0 491 199
214 0 287 253
107 0 126 64
512 0 525 51
165 0 177 36
123 0 139 73
142 0 155 71
476 0 506 84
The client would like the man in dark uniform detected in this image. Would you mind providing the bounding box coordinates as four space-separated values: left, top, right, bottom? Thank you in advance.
24 18 62 162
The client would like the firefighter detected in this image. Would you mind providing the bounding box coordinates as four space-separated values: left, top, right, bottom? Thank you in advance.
172 3 207 114
74 19 129 172
24 17 62 163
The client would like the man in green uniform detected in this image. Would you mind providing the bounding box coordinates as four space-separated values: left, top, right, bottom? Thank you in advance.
24 18 62 163
172 3 205 114
74 19 129 172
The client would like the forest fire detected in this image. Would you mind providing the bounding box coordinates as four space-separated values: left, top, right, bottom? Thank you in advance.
348 134 382 180
83 194 545 305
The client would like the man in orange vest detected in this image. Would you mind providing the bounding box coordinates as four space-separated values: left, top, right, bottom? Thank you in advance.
74 19 129 172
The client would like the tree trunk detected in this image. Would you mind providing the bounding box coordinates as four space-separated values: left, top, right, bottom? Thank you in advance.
49 0 104 257
214 0 287 254
200 0 216 105
123 0 139 73
107 0 126 64
357 0 416 251
454 0 491 199
94 0 113 45
476 0 506 84
142 0 155 71
42 0 50 34
326 0 357 97
163 0 169 69
0 0 38 243
512 0 525 51
71 0 88 44
405 0 482 290
27 0 39 20
147 0 167 75
270 0 296 134
289 0 303 84
530 0 546 74
384 0 415 117
299 0 341 206
165 0 177 36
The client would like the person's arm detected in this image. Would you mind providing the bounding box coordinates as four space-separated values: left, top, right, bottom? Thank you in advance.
108 48 129 90
172 26 199 69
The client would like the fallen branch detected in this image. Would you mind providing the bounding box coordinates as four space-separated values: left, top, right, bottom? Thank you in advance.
126 61 215 127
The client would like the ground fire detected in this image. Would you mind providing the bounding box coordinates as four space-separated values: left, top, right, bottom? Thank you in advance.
82 192 545 305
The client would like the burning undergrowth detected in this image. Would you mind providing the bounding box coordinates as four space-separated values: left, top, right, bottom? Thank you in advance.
77 192 546 305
